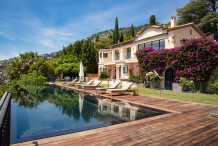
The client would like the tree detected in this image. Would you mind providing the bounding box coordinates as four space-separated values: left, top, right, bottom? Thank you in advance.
82 38 98 73
18 70 47 87
46 58 59 77
112 17 119 44
150 15 156 25
4 59 21 80
73 40 83 58
202 0 218 40
198 12 218 36
120 32 124 42
94 38 112 50
95 35 99 42
130 24 135 37
203 0 217 11
28 58 49 76
4 52 39 80
55 54 81 76
176 0 212 33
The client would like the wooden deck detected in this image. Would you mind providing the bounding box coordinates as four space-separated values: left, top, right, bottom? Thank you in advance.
12 84 218 146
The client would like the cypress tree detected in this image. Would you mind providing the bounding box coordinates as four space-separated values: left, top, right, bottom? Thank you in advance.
120 32 124 42
114 17 119 44
150 15 156 25
95 35 99 42
130 24 134 37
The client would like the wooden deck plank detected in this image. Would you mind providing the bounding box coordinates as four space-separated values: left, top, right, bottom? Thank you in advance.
11 84 218 146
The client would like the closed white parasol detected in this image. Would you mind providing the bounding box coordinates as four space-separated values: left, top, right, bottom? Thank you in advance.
79 61 84 82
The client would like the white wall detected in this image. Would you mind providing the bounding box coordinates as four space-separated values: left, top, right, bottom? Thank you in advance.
137 28 167 40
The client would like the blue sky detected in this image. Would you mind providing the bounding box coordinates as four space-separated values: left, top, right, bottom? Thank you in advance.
0 0 190 60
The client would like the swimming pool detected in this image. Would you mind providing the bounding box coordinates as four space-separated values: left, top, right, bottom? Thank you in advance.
10 85 169 144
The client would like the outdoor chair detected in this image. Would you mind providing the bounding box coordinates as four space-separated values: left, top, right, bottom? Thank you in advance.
106 82 135 96
81 80 102 90
95 80 121 94
62 79 77 85
75 80 94 89
67 80 81 86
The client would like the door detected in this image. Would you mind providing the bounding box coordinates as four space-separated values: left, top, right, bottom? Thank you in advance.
114 68 116 79
119 67 122 78
165 68 173 90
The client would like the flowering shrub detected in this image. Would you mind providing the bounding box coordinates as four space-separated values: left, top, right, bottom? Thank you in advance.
136 38 218 84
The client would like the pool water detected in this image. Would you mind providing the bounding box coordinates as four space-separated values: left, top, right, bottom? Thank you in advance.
10 85 169 144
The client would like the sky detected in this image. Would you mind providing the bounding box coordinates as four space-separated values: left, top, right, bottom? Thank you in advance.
0 0 190 60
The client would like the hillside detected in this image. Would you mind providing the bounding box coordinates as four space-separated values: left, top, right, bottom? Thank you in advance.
90 24 148 42
0 24 148 69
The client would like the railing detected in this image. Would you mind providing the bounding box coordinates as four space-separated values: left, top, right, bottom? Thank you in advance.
0 92 12 146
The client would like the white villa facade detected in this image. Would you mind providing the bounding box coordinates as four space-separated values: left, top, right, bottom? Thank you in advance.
98 16 205 82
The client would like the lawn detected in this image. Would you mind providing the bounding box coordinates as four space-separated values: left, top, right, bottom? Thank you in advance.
55 82 218 106
133 87 218 106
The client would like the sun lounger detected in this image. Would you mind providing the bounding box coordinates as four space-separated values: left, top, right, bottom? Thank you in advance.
62 79 77 85
106 82 135 96
67 80 81 86
81 80 102 90
75 80 94 89
95 81 121 94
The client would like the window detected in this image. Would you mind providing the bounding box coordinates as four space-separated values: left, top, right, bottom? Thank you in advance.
114 105 119 114
138 39 165 50
103 67 107 71
152 40 159 50
123 65 128 73
145 42 151 48
100 52 102 58
103 52 108 58
138 44 144 49
190 29 192 35
160 39 165 49
115 50 120 60
126 48 131 59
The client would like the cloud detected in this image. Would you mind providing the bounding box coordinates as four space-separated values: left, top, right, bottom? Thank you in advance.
0 32 15 41
0 0 189 60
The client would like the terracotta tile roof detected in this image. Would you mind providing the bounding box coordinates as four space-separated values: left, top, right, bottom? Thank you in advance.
109 38 134 48
109 23 205 48
166 22 205 37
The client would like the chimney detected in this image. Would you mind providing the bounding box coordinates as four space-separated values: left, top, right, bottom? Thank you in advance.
171 16 176 28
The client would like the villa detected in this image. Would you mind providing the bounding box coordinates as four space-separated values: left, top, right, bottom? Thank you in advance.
98 16 205 88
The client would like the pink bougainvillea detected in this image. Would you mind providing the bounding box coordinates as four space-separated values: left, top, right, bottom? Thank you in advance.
136 38 218 82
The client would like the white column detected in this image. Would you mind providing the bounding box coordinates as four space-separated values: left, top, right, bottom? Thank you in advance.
120 48 123 60
112 50 114 62
120 64 123 78
119 107 123 117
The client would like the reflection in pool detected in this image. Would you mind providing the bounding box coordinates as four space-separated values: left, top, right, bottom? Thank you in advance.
10 85 169 144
